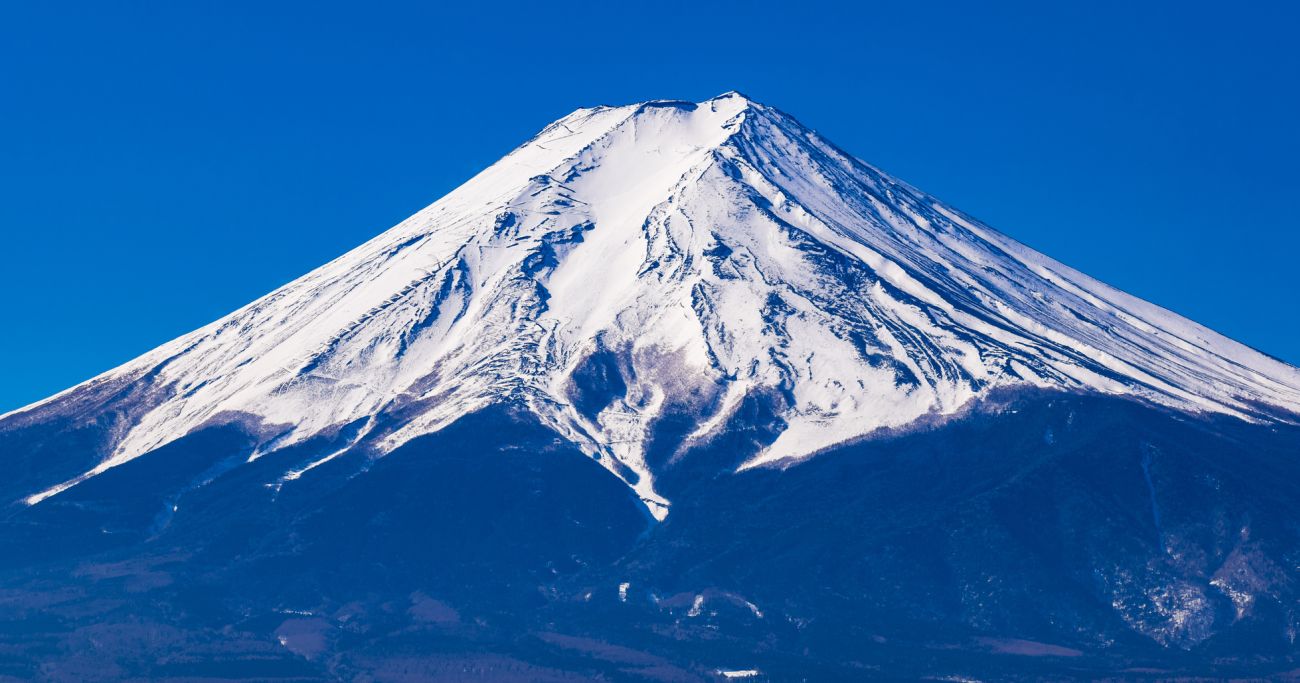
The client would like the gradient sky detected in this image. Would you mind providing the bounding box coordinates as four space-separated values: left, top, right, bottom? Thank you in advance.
2 1 1298 412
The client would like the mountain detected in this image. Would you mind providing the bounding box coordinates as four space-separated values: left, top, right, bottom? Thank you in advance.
2 93 1299 681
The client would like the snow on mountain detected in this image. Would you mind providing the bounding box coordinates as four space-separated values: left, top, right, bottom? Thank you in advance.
8 91 1300 516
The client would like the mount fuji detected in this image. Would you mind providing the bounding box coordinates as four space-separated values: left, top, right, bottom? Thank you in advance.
3 93 1299 681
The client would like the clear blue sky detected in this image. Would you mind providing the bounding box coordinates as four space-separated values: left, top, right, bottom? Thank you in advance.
2 1 1297 412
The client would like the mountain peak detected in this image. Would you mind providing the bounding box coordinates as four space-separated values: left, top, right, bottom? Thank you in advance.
710 89 755 103
9 95 1300 516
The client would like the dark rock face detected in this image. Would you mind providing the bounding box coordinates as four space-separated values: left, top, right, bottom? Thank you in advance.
1 393 1298 681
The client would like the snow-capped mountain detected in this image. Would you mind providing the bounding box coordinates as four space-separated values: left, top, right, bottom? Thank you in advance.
6 92 1300 679
7 91 1300 518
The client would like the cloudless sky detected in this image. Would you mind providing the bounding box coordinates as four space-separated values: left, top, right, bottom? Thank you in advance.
2 1 1298 412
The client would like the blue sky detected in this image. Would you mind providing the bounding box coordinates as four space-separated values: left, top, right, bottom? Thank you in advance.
1 1 1297 412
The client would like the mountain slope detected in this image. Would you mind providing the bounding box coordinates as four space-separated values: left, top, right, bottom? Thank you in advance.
7 92 1298 518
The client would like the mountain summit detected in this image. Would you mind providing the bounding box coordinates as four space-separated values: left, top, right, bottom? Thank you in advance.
4 94 1300 679
8 92 1300 517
